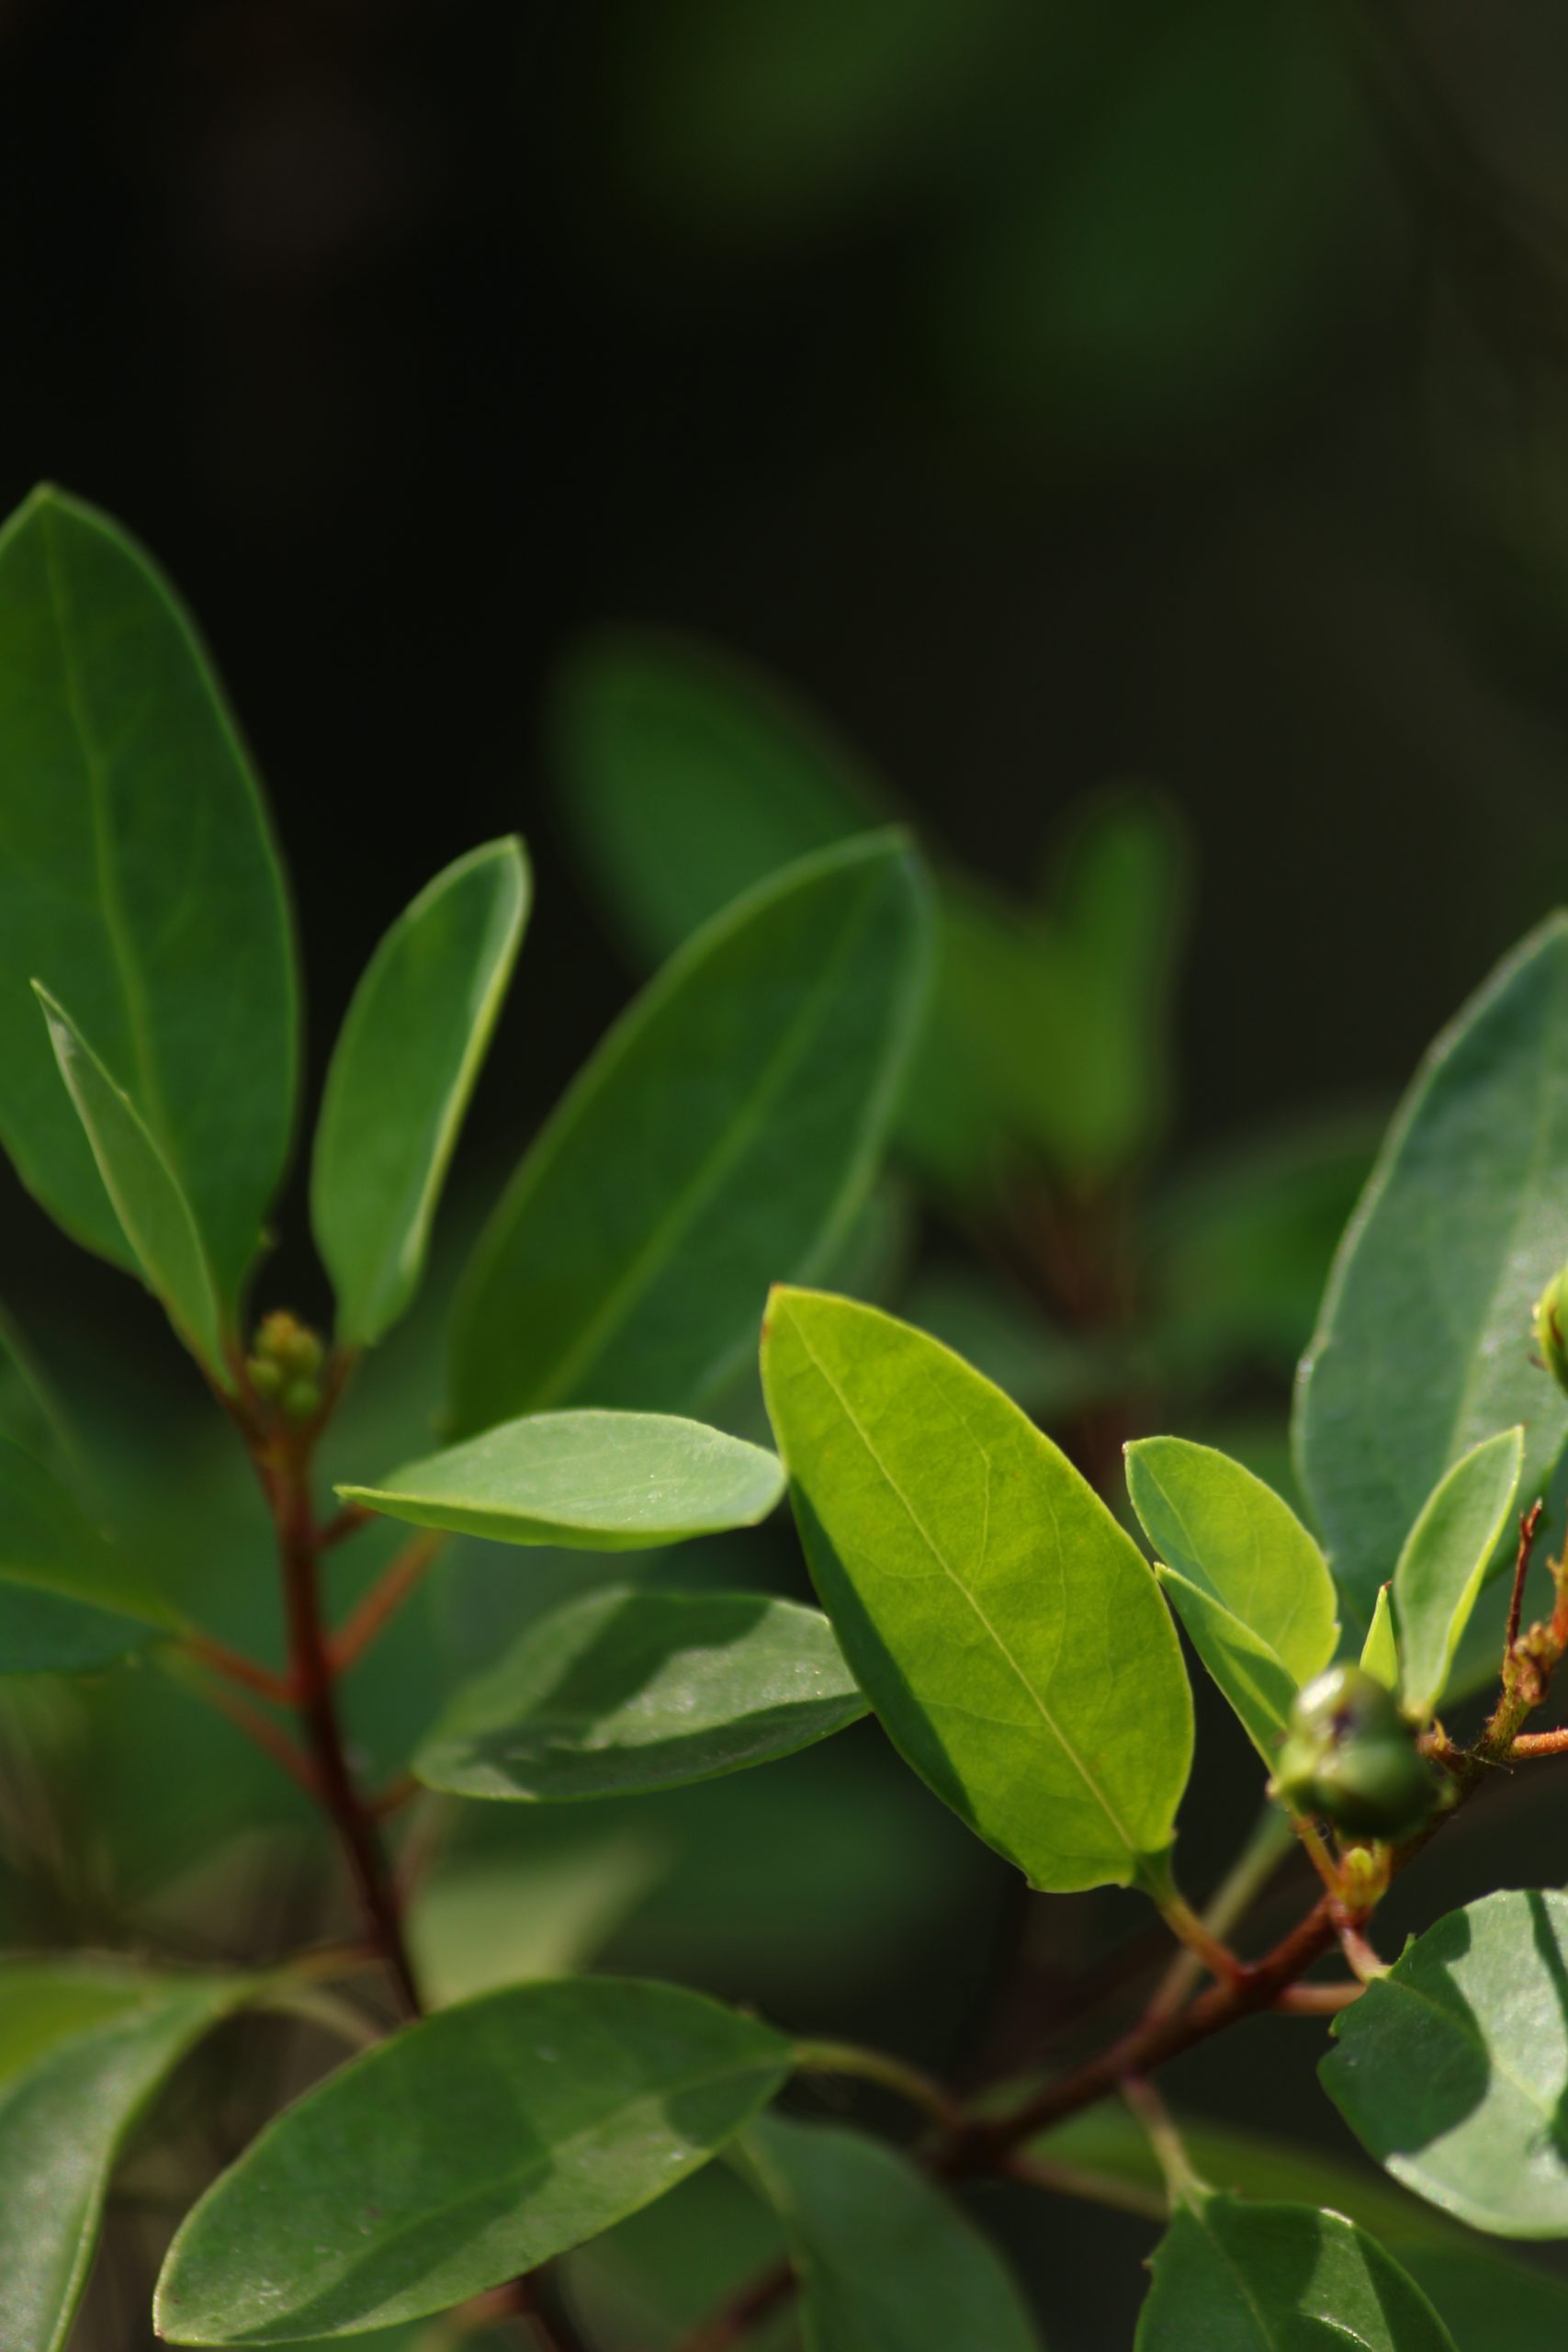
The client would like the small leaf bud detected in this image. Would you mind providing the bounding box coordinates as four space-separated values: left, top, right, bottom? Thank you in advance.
1268 1663 1440 1842
1534 1265 1568 1397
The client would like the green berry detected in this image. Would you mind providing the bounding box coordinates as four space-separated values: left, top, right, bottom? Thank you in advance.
1269 1663 1439 1841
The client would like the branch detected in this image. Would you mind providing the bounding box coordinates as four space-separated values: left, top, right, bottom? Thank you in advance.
329 1532 445 1676
179 1626 297 1708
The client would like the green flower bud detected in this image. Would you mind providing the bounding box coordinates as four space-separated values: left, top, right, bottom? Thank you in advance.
280 1376 322 1423
1268 1663 1440 1842
245 1355 285 1401
1535 1264 1568 1398
252 1310 325 1382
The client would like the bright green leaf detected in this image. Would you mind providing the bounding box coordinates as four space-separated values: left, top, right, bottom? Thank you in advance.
1125 1436 1337 1688
1321 1888 1568 2236
1296 916 1568 1633
0 486 297 1307
414 1585 867 1803
0 1960 254 2352
1154 1565 1302 1763
761 1288 1192 1891
741 2114 1040 2351
447 833 931 1433
311 838 530 1349
1136 2193 1457 2349
33 987 227 1375
1361 1583 1398 1690
1393 1429 1523 1721
0 1434 170 1672
155 1977 791 2342
339 1410 784 1550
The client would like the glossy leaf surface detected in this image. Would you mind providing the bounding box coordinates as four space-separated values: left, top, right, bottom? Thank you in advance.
311 838 529 1347
35 988 225 1374
156 1977 791 2342
1322 1889 1568 2235
0 486 296 1306
447 834 930 1433
1125 1436 1337 1686
761 1289 1192 1890
339 1410 784 1550
742 2114 1039 2351
1392 1429 1523 1720
1296 916 1568 1632
1136 2193 1456 2349
0 1961 252 2352
414 1585 866 1803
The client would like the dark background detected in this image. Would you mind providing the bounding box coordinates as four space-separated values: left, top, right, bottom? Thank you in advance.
8 3 1568 2343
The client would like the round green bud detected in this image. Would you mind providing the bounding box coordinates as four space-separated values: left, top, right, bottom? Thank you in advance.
246 1355 285 1401
280 1376 322 1423
1535 1264 1568 1398
1269 1663 1440 1841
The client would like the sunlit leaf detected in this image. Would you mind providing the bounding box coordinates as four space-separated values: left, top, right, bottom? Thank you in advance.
761 1288 1191 1890
1153 1565 1301 1763
1361 1582 1398 1690
1136 2192 1456 2349
1393 1429 1523 1721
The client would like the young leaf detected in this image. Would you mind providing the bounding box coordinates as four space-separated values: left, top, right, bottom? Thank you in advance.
0 1434 171 1672
1136 2193 1457 2350
338 1410 784 1549
1361 1582 1398 1690
1321 1888 1568 2235
740 2114 1040 2351
761 1289 1192 1892
1392 1428 1523 1721
413 1586 867 1804
0 486 298 1308
311 838 530 1349
1153 1565 1302 1762
1125 1435 1338 1687
447 833 931 1434
154 1977 791 2342
1295 916 1568 1633
33 987 226 1375
0 1960 254 2352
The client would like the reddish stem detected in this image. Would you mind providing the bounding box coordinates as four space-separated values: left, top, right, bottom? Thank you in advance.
181 1627 297 1708
330 1533 443 1676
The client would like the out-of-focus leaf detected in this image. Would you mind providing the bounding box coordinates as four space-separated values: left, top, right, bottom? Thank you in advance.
155 1978 792 2342
0 486 297 1309
741 2114 1040 2349
0 1960 254 2352
34 987 227 1376
1136 2193 1456 2349
568 2164 786 2350
1399 2245 1568 2352
1297 916 1568 1634
761 1288 1191 1890
1393 1429 1523 1721
0 1435 170 1673
0 1301 73 1477
340 1411 784 1549
1321 1888 1568 2235
448 834 931 1432
311 838 529 1349
406 1834 670 2007
899 1264 1118 1425
414 1586 866 1804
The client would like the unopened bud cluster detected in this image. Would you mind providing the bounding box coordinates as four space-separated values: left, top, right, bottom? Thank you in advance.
1269 1664 1440 1842
245 1310 325 1423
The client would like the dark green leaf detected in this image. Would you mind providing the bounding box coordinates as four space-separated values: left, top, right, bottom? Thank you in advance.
311 838 530 1348
1136 2193 1457 2349
447 834 931 1433
0 1434 169 1672
741 2114 1040 2350
1296 916 1568 1633
0 1298 75 1476
414 1585 867 1803
0 1960 254 2352
1393 1429 1523 1720
339 1410 784 1549
1321 1888 1568 2235
0 486 297 1309
155 1977 791 2342
761 1288 1192 1890
1399 2245 1568 2352
34 987 226 1374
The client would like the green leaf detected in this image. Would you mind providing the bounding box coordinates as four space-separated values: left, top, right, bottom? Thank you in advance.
447 833 931 1434
155 1976 791 2342
0 1959 254 2352
407 1835 668 2007
1361 1583 1398 1690
1393 1429 1523 1721
0 1433 170 1672
1295 916 1568 1633
311 839 530 1348
0 486 297 1308
1321 1888 1568 2235
1136 2193 1457 2349
761 1288 1192 1891
0 1298 75 1477
414 1585 867 1803
1398 2245 1568 2352
1125 1436 1338 1687
339 1410 784 1549
1153 1565 1302 1763
740 2114 1040 2351
33 986 226 1374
